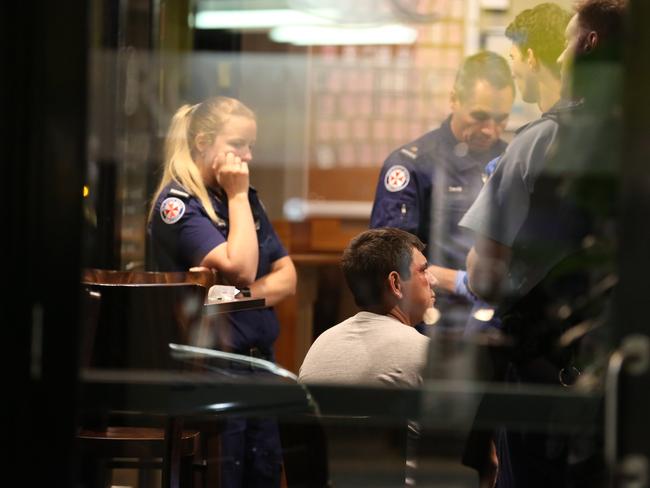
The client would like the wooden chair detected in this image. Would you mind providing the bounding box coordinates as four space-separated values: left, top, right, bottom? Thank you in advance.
78 426 200 488
81 267 219 288
78 269 215 488
80 281 207 370
278 413 330 488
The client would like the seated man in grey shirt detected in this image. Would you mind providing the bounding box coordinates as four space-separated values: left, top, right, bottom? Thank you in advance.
299 228 436 387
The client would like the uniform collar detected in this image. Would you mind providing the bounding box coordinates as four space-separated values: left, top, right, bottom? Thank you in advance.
440 115 458 147
210 187 224 204
544 98 582 116
514 99 581 135
440 114 506 172
207 185 257 203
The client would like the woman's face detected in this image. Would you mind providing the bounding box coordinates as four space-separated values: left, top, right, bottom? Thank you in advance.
198 115 257 184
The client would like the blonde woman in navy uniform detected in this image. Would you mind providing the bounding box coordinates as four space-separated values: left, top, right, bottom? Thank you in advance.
148 96 296 488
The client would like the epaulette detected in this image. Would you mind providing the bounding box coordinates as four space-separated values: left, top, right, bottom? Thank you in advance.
258 197 267 214
215 214 227 228
399 145 419 160
167 187 190 199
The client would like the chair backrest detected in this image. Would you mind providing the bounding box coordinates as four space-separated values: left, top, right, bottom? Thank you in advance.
278 413 330 488
81 270 210 371
82 268 218 288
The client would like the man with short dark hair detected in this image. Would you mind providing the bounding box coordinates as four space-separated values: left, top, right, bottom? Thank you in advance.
370 51 514 331
299 228 436 387
458 3 572 337
460 3 578 306
459 1 626 486
506 3 570 112
461 0 625 310
558 0 626 100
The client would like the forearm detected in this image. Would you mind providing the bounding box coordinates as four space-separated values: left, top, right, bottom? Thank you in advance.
248 257 297 307
427 265 458 294
429 264 483 303
224 193 258 285
466 247 491 300
466 245 509 303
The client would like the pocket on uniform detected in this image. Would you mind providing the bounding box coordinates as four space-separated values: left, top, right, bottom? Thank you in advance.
373 198 418 234
439 190 470 211
434 191 473 229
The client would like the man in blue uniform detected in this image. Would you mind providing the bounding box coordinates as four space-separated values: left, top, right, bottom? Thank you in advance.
370 51 515 330
439 5 572 485
460 1 625 486
462 2 572 337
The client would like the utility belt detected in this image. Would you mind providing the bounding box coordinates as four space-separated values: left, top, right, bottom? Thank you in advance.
497 300 581 387
238 346 272 361
228 346 273 371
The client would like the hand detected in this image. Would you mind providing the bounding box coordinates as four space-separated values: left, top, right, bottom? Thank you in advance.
215 152 249 198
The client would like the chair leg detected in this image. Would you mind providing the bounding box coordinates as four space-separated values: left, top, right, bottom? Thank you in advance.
79 454 111 488
138 463 159 488
181 455 195 488
163 417 184 488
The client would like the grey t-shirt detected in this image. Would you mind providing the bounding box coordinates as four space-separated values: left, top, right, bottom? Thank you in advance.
298 311 430 388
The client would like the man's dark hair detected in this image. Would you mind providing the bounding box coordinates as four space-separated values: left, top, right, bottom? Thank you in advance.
453 51 515 102
341 228 425 308
505 3 572 77
576 0 626 47
569 0 626 99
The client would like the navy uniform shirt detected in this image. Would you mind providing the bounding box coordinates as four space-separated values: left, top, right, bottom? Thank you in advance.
370 116 507 329
370 116 507 270
149 182 288 352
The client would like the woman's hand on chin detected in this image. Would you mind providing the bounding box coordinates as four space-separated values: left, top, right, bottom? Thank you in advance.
215 152 249 198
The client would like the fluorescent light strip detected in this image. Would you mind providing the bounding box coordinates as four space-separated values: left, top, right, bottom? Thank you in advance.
194 8 334 29
270 24 417 46
283 198 373 220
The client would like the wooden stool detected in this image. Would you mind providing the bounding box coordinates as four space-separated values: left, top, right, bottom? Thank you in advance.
78 426 200 488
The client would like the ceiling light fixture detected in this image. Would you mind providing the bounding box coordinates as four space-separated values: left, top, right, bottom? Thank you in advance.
270 24 417 45
194 8 334 29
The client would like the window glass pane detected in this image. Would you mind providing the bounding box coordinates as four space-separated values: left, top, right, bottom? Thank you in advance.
78 0 624 486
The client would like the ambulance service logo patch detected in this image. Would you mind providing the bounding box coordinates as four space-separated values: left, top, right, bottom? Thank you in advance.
384 165 410 192
160 197 185 224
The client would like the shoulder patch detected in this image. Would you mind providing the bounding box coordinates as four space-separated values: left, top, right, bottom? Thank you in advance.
160 197 186 224
384 165 410 192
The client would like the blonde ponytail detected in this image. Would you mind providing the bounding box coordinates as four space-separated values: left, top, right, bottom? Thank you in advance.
149 97 255 224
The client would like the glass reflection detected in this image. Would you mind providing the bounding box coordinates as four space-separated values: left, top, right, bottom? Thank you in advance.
79 0 626 486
